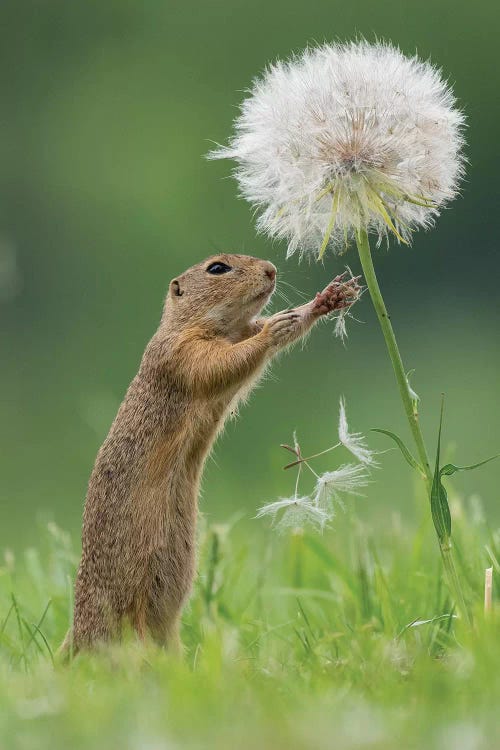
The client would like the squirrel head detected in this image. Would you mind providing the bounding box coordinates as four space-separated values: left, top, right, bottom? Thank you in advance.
163 254 277 332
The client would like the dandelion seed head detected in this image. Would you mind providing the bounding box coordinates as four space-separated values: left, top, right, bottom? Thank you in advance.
210 41 465 257
338 397 378 466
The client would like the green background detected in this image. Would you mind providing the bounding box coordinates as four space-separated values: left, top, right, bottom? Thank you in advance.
1 0 498 549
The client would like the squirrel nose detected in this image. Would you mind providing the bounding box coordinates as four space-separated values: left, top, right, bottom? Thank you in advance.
264 264 276 281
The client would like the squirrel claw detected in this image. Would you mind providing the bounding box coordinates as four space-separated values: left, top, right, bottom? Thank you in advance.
313 274 362 315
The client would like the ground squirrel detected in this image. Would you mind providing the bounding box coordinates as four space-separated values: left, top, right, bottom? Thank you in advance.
63 254 359 654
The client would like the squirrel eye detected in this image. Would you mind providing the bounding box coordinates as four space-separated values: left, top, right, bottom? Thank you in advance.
206 262 232 275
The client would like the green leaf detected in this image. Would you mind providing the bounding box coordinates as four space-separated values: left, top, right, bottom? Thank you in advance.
431 475 451 543
430 398 451 543
371 428 422 472
440 455 500 477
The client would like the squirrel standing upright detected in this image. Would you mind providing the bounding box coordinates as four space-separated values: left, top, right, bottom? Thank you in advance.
63 254 358 654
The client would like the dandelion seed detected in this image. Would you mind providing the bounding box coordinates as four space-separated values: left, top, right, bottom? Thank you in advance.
258 412 376 534
334 311 348 341
209 41 465 257
314 463 371 512
338 397 378 466
256 495 330 533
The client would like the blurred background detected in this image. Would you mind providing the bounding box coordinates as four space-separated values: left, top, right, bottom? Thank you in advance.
1 0 498 550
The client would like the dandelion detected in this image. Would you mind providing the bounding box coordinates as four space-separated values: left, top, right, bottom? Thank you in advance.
338 397 378 466
209 41 465 258
213 42 473 621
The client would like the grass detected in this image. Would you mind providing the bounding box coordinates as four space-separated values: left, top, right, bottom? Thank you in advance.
1 491 500 750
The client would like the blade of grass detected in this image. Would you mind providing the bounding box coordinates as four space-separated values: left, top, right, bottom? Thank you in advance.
11 593 28 672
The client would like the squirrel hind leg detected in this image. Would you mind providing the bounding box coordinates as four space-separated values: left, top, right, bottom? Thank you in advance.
130 591 148 642
146 604 184 656
70 591 121 652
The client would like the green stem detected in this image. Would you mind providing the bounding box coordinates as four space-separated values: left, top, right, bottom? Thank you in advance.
355 229 432 484
440 538 471 627
355 228 471 626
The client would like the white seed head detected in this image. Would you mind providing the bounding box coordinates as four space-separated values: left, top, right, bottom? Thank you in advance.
338 397 378 466
209 41 465 257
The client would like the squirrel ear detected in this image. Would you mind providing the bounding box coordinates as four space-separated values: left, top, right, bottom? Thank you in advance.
169 279 184 298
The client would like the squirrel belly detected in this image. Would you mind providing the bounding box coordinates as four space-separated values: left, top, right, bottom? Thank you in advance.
63 253 359 654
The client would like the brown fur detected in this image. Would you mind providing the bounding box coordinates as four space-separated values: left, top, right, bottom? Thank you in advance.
62 253 357 654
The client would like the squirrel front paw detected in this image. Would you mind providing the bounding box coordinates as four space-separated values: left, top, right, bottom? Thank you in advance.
312 273 361 316
263 311 302 346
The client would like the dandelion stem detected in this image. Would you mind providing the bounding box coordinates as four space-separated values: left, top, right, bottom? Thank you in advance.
355 227 471 626
355 229 431 480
